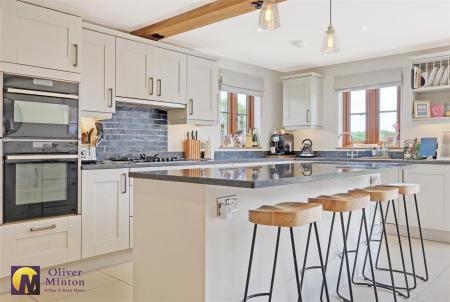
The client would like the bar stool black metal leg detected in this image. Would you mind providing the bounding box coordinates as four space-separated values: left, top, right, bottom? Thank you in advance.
391 200 410 298
374 201 390 271
243 224 257 302
379 203 398 302
300 224 312 290
414 193 429 281
361 202 380 282
314 222 330 302
320 213 336 301
402 195 418 290
290 227 303 302
336 212 354 301
362 208 379 301
268 227 281 302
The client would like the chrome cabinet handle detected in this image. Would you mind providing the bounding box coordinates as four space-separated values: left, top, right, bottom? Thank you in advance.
189 99 193 115
30 224 56 232
122 173 127 194
157 79 162 96
306 110 310 123
73 44 79 67
148 78 154 95
107 88 113 108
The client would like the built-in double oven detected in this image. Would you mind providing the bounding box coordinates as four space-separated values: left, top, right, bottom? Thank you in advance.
1 73 80 224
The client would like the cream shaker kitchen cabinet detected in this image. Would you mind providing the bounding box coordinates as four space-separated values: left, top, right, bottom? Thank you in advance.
0 0 81 73
399 165 450 233
81 29 115 115
116 38 156 100
169 56 218 124
81 169 130 258
116 38 187 105
0 215 81 277
282 73 323 129
154 47 187 104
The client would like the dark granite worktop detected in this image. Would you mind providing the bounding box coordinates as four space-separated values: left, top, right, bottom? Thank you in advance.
129 161 412 188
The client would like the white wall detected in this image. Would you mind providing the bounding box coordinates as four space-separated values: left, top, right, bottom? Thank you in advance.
168 57 283 152
285 46 450 151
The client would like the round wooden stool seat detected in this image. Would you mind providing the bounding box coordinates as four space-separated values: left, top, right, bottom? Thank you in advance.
349 185 399 202
249 202 322 227
383 183 420 195
308 192 370 212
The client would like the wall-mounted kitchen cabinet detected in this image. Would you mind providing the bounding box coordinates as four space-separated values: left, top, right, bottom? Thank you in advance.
116 38 187 105
282 73 323 129
0 215 81 277
168 56 218 125
80 29 115 117
0 0 81 73
81 169 130 258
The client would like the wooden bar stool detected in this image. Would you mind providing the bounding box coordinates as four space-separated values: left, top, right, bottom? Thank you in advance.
243 202 330 302
375 183 429 289
349 186 408 302
308 192 378 302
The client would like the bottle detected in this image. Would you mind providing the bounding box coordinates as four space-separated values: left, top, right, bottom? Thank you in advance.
252 128 258 147
245 129 253 148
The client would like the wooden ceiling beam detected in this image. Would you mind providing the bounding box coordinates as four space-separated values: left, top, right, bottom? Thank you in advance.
131 0 285 40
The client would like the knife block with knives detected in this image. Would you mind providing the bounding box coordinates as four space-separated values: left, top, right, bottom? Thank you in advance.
184 130 201 160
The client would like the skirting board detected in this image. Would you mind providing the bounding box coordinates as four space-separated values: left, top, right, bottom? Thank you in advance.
386 224 450 243
0 248 132 294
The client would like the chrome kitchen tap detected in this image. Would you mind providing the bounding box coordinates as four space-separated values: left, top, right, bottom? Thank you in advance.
337 132 358 158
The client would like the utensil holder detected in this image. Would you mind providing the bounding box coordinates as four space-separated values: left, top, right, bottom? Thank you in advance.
184 140 201 160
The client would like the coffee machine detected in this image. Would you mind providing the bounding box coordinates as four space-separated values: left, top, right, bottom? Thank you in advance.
270 131 294 155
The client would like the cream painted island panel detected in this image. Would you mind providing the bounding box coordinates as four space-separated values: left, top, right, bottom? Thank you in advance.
132 173 377 302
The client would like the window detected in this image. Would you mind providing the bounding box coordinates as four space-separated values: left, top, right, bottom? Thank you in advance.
220 91 254 134
343 86 400 146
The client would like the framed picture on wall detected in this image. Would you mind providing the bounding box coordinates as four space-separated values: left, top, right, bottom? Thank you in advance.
413 100 431 118
438 130 450 160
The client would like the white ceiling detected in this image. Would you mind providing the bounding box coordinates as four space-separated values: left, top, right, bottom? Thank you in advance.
38 0 450 72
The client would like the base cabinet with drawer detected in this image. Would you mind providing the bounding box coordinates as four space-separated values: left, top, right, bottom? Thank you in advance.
399 164 450 232
0 0 81 73
0 215 81 277
81 169 130 258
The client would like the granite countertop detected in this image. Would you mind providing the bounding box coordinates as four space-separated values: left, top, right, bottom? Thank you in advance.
129 161 412 189
81 156 450 170
81 157 294 170
305 157 450 165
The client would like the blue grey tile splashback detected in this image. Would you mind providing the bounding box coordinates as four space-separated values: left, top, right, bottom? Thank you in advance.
96 105 168 160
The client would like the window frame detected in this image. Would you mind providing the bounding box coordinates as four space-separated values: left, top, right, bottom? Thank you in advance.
220 92 254 134
342 86 400 147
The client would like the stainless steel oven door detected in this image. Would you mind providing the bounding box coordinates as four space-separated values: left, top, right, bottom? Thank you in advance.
2 74 79 140
3 154 78 223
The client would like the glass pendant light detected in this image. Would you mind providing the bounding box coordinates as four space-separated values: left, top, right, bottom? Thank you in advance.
321 0 339 54
258 0 280 31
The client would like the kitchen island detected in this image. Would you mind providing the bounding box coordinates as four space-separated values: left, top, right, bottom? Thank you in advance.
129 161 411 302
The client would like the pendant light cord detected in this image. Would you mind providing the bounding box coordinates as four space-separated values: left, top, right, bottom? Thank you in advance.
329 0 332 27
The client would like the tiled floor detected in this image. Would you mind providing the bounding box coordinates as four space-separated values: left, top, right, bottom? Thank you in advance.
1 238 450 301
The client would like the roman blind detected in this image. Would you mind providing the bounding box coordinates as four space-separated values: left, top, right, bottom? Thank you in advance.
220 69 264 96
334 68 403 91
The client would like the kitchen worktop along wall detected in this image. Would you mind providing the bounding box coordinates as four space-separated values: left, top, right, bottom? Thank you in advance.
284 45 450 151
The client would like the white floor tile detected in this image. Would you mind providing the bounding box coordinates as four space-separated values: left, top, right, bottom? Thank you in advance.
416 278 450 302
0 293 35 302
32 271 118 302
54 282 132 302
98 262 132 285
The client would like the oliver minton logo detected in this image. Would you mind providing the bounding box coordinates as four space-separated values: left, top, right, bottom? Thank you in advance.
11 266 40 295
11 266 86 296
